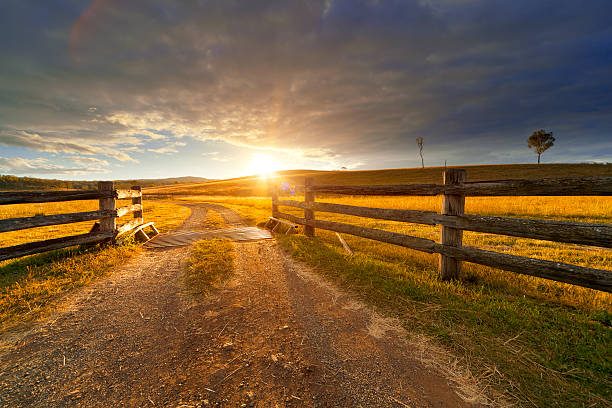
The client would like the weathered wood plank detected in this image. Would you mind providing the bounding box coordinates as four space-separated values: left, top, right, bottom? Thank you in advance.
115 221 156 245
115 204 143 218
0 211 109 233
453 177 612 196
98 182 116 238
277 199 308 209
116 189 142 199
312 219 438 254
0 190 110 205
336 232 354 256
115 218 142 236
314 202 438 225
436 214 612 248
131 185 143 223
304 178 315 237
0 232 113 261
439 169 466 280
435 244 612 293
271 186 280 218
308 176 612 197
281 199 612 248
308 184 443 196
268 217 299 229
276 211 306 226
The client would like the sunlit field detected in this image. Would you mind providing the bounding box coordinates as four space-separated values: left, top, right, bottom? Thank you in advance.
173 193 612 406
0 200 190 247
0 200 191 333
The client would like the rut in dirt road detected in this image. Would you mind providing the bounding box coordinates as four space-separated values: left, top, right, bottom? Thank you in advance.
0 203 483 407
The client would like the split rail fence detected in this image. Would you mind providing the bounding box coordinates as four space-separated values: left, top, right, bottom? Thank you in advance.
271 170 612 293
0 182 147 261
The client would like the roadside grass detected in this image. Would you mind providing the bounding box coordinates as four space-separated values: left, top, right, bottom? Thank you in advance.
0 244 140 334
278 235 611 407
183 239 235 295
0 200 191 334
174 194 611 407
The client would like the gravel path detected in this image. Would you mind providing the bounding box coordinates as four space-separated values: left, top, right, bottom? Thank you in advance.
0 203 479 407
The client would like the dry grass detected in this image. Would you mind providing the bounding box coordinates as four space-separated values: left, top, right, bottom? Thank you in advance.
183 239 235 295
203 208 226 229
144 163 612 197
172 193 611 407
0 200 191 333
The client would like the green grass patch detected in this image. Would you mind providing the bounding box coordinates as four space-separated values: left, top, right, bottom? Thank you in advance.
183 239 234 295
277 235 611 407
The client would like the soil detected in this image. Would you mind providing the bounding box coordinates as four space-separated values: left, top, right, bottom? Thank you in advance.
0 203 482 407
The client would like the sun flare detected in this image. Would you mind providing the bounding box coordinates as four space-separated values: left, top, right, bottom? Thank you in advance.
250 153 280 178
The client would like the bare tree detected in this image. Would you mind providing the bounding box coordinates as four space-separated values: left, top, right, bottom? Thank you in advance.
527 129 555 164
416 137 424 168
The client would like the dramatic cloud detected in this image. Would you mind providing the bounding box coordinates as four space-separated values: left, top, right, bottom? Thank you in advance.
0 156 109 175
0 0 611 178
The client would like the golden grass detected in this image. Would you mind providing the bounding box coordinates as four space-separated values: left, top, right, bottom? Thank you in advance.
183 239 235 295
173 194 611 406
173 194 612 311
144 163 612 197
202 208 226 229
0 200 191 334
0 200 191 247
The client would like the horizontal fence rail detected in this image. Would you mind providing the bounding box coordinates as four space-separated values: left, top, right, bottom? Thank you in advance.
276 200 612 248
272 171 612 293
0 210 113 234
0 182 147 261
308 176 612 196
0 190 112 205
0 232 114 262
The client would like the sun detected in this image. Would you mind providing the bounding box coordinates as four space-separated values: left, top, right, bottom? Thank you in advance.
250 153 280 178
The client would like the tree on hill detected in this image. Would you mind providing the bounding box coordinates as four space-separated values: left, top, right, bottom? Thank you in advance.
527 129 555 164
416 137 424 168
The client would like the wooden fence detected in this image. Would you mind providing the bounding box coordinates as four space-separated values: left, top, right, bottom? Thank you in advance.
271 170 612 293
0 182 145 261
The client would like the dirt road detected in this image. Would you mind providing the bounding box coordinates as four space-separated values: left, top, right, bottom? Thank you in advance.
0 203 480 407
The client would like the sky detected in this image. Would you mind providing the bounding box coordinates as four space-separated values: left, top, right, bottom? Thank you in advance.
0 0 611 180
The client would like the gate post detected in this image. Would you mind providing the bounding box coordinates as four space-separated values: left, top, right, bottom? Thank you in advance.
304 177 315 237
98 181 116 239
439 169 466 280
271 185 279 218
131 185 143 224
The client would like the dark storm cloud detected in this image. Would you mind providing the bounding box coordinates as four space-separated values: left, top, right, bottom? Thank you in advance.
1 0 611 167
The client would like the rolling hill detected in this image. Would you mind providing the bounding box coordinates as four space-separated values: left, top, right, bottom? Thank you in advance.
143 163 612 197
0 175 212 191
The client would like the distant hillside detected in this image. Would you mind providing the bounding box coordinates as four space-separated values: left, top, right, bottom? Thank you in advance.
144 163 612 197
0 175 211 191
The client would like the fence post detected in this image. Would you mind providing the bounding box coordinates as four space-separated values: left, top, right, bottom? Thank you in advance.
98 181 116 239
304 177 315 237
439 169 466 280
271 185 279 218
131 185 143 224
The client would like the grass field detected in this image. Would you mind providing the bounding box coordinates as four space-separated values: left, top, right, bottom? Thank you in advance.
162 163 611 407
144 163 612 197
1 163 610 405
175 194 611 406
0 200 191 333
